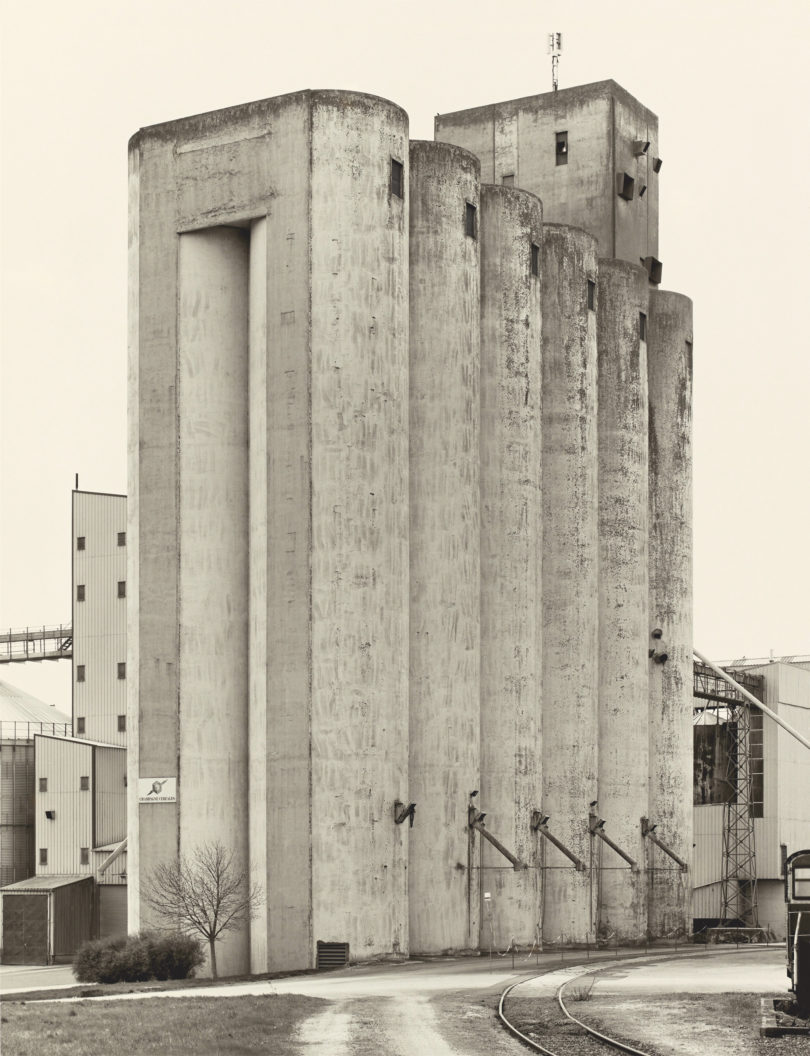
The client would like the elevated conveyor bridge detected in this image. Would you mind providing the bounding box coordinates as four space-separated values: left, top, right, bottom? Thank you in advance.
0 625 72 663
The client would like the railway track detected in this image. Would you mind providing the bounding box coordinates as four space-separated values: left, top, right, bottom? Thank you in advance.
498 965 662 1056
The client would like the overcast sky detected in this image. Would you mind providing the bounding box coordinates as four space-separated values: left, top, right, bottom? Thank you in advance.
2 0 808 713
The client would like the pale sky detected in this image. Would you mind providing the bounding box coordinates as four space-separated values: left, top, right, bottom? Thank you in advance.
2 0 808 713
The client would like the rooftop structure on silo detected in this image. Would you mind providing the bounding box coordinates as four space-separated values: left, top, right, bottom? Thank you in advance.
436 80 662 281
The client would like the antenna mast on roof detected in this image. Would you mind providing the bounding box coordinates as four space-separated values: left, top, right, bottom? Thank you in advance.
548 32 563 91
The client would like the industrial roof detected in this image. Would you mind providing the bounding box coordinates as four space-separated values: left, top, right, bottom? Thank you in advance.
0 874 90 893
0 679 70 725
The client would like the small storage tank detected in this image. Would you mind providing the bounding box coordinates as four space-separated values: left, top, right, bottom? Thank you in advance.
408 140 481 953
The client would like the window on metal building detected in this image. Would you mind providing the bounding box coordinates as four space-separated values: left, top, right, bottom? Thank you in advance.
80 848 89 866
118 714 127 732
117 662 126 680
39 848 48 865
117 581 126 598
77 665 85 683
76 717 86 735
77 536 86 551
80 776 90 791
39 777 48 792
118 532 126 546
77 584 86 602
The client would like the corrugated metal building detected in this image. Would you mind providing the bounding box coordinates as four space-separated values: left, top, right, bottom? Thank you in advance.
693 660 810 937
73 491 128 747
0 682 71 888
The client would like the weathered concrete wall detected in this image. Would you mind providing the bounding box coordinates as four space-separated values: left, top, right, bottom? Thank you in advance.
479 185 543 947
247 216 269 972
539 225 599 943
177 226 250 976
596 260 650 942
613 98 659 271
309 93 410 963
409 140 481 953
647 291 693 937
253 97 313 974
130 90 409 974
435 81 659 269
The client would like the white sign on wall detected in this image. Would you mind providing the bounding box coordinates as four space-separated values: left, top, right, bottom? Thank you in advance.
139 777 177 803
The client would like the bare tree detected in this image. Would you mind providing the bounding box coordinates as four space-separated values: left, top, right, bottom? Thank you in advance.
143 840 263 980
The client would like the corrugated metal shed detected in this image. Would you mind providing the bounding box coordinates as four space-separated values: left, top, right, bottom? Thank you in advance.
1 873 86 892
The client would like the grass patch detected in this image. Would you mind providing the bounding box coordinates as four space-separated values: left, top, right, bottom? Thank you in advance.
1 993 328 1056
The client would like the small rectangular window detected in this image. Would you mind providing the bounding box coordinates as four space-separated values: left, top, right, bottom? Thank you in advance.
465 202 477 239
77 584 86 602
39 777 48 792
502 174 515 186
639 312 647 341
117 662 126 680
118 714 127 732
77 536 86 551
390 158 404 199
80 848 89 866
80 776 90 791
531 243 540 277
555 131 568 165
77 664 86 683
117 531 126 546
39 848 48 866
587 280 596 311
77 717 86 735
117 580 126 598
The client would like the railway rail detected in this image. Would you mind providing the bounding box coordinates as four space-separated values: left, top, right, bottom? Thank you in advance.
498 959 666 1056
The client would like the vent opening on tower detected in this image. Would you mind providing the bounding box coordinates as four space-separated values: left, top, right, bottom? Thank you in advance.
531 243 540 277
502 173 515 186
616 172 635 201
555 131 568 165
587 279 596 311
390 158 404 199
465 202 477 239
316 941 350 970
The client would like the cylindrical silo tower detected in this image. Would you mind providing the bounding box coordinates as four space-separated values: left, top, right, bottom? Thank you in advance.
478 184 543 948
647 291 693 938
307 92 411 962
177 225 251 977
596 259 650 944
540 224 599 945
409 140 481 953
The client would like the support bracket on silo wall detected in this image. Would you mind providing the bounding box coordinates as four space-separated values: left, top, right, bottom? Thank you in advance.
589 813 639 872
641 817 688 872
531 811 587 872
469 814 526 871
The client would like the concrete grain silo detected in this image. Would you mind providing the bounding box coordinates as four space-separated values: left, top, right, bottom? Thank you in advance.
596 260 650 942
128 78 696 973
129 91 410 975
478 184 543 948
647 291 694 936
408 141 481 953
539 225 600 944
